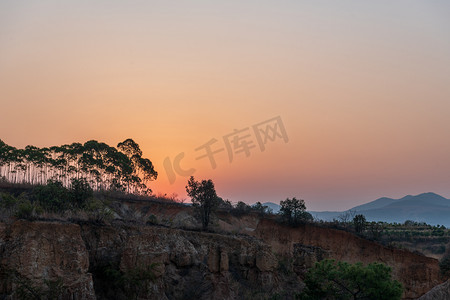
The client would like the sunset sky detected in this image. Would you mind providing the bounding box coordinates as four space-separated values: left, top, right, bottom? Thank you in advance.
1 1 450 210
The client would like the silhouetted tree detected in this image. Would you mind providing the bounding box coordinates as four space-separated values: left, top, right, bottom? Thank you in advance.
185 176 220 230
235 201 251 215
0 139 157 195
252 201 271 215
336 210 356 224
218 198 233 211
117 139 157 194
368 221 384 240
279 197 312 225
353 214 367 234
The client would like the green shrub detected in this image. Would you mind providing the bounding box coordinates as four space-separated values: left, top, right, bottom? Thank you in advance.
0 192 17 215
15 198 39 220
440 254 450 277
147 214 158 225
33 180 69 213
300 259 403 300
69 177 93 208
85 198 113 223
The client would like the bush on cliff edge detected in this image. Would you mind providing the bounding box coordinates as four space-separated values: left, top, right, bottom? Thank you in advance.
299 259 403 300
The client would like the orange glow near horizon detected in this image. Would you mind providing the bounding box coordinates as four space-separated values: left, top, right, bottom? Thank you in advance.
1 1 450 210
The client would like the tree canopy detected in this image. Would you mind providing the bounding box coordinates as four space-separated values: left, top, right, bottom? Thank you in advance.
185 176 220 229
353 214 367 234
0 138 157 195
300 259 403 300
252 201 272 215
279 197 312 225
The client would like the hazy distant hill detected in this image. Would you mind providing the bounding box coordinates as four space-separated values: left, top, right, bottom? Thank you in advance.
311 192 450 227
262 202 281 213
350 197 397 211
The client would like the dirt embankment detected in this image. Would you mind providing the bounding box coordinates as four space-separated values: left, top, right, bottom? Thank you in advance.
0 220 298 299
255 218 442 299
0 220 96 299
0 216 444 299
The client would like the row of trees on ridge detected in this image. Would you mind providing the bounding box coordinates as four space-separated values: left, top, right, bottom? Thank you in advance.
0 138 157 195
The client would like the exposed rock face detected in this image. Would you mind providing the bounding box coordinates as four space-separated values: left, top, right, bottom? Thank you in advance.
0 218 443 299
255 250 277 272
255 219 442 299
292 244 330 276
418 279 450 300
80 223 296 300
0 220 96 300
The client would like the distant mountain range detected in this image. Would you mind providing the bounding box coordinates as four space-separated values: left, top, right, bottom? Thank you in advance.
263 192 450 227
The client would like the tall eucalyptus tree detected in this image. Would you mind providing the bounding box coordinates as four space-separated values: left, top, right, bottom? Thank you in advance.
0 138 157 195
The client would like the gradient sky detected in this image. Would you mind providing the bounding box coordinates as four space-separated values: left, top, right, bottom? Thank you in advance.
1 1 450 210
